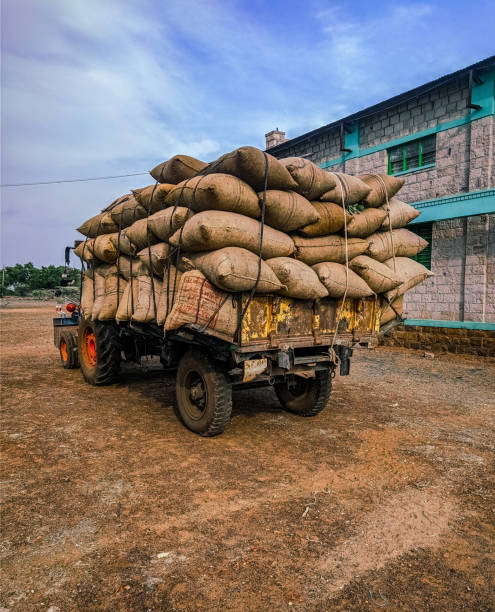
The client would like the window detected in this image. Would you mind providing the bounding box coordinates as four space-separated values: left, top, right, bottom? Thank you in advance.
412 222 432 270
387 134 436 175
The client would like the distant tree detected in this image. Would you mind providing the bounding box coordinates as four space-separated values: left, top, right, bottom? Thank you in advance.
1 263 81 296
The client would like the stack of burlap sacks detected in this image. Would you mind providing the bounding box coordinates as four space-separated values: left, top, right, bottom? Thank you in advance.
75 146 432 341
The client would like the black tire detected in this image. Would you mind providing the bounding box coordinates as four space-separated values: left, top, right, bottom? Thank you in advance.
176 350 232 436
59 330 79 369
275 369 332 416
78 319 121 386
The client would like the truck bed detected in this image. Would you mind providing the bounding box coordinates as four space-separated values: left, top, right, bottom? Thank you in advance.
237 295 379 351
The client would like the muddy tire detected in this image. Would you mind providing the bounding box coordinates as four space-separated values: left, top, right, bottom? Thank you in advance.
59 330 79 369
78 319 121 386
176 350 232 436
275 369 332 416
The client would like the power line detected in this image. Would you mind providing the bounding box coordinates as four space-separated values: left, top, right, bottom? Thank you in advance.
0 171 150 187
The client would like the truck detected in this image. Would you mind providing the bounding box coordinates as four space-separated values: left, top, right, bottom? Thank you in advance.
53 247 394 436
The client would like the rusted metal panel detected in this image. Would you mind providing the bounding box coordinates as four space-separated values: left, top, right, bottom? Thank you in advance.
240 295 379 349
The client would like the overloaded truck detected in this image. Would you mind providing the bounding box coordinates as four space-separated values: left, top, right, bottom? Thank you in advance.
54 146 430 436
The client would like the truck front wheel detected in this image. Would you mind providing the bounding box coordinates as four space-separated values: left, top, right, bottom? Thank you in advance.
78 319 121 385
275 370 332 416
176 350 232 436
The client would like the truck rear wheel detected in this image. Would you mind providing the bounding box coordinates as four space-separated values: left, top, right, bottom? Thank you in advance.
59 330 79 369
275 370 332 416
176 350 232 436
78 319 121 386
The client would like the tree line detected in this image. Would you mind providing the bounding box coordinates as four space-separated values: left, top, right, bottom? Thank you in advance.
1 263 81 296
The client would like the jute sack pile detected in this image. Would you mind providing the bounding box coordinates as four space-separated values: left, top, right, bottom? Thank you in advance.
74 146 432 337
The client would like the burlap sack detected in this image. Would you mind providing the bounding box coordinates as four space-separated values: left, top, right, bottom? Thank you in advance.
313 262 375 298
109 232 136 257
132 275 162 323
147 206 194 242
116 279 138 322
360 174 405 208
150 154 207 184
204 146 298 191
380 296 404 325
98 273 127 321
258 190 319 231
367 229 428 261
266 257 328 299
279 157 336 199
74 239 96 263
384 257 433 302
379 197 420 230
184 247 283 293
299 201 350 236
77 213 108 238
320 173 371 205
124 218 160 251
80 270 94 318
109 194 147 229
156 265 182 326
345 208 388 238
133 183 176 213
100 213 119 234
169 211 295 259
165 173 260 218
164 270 238 342
91 271 106 320
110 256 146 281
349 255 402 294
292 235 369 265
92 234 119 264
137 243 170 277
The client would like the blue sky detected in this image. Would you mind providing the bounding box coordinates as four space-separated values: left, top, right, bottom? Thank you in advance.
1 0 494 266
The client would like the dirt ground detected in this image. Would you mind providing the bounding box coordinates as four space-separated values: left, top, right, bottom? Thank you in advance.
1 302 494 611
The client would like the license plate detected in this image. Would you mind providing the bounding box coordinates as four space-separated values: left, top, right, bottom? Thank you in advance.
243 358 268 383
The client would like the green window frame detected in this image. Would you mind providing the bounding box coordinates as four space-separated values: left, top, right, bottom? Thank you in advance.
387 134 436 175
412 222 432 270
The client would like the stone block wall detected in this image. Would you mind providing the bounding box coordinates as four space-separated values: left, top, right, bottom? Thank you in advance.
358 78 470 149
402 214 495 322
381 325 494 357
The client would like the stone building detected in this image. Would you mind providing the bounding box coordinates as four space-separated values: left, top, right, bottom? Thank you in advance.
265 56 495 355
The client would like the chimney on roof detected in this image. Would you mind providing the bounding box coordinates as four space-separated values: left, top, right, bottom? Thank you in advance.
265 128 287 150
